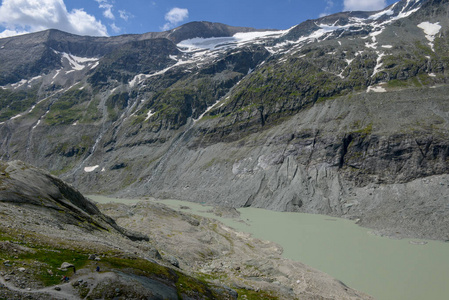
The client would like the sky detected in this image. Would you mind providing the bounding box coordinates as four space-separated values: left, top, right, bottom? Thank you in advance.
0 0 400 38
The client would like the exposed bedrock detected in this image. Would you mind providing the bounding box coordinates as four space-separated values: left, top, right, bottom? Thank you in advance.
98 86 449 240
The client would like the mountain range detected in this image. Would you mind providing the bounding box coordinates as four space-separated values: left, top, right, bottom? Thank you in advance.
0 0 448 240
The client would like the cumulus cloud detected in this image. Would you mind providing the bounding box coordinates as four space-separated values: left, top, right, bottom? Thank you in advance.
0 0 108 38
162 7 189 31
343 0 387 11
95 0 115 20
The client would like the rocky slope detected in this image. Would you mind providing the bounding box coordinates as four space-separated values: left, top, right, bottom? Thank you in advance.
0 160 370 299
0 0 449 240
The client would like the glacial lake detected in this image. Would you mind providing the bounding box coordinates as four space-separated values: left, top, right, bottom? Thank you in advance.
89 195 449 300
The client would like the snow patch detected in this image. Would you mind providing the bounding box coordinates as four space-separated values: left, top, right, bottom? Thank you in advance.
144 110 155 121
365 41 377 49
28 75 42 83
417 22 441 52
177 30 286 51
11 79 27 89
128 59 196 87
372 52 385 77
367 85 387 93
53 69 61 79
32 119 41 130
55 51 99 71
194 100 222 122
390 2 421 22
10 114 22 120
90 61 99 69
84 165 99 173
369 8 394 20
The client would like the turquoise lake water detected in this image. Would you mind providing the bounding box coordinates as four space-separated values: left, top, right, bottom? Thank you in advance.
90 195 449 300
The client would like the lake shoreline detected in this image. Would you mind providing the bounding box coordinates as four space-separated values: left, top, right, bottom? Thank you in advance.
89 194 449 300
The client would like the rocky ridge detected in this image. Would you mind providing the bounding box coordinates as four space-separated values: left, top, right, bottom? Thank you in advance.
0 0 448 240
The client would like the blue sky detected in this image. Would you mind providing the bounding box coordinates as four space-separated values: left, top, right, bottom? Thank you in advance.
0 0 399 38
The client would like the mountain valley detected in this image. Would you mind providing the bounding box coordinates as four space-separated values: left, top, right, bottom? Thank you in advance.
1 0 449 298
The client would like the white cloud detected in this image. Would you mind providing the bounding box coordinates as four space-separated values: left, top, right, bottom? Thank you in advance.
110 22 120 33
344 0 387 11
95 0 115 20
162 7 189 31
320 0 335 17
0 0 108 38
119 10 132 21
0 28 28 38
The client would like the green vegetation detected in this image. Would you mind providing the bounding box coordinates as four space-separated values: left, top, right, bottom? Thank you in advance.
20 249 89 286
0 228 236 298
235 288 279 299
103 256 226 299
103 256 175 280
0 87 38 121
44 88 91 125
353 123 373 136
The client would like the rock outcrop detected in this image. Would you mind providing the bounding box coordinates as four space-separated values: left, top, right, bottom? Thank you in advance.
0 160 147 241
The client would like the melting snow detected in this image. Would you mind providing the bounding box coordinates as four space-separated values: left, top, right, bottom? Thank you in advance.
53 69 61 79
369 8 394 20
54 51 99 71
28 75 42 83
144 110 155 121
32 119 41 130
372 52 385 77
129 59 196 87
194 100 222 122
365 41 377 49
11 79 27 89
417 22 441 52
84 165 99 172
367 85 387 93
178 30 287 51
90 61 99 69
10 114 22 120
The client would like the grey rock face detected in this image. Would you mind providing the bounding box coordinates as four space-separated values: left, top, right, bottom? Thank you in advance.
0 160 148 241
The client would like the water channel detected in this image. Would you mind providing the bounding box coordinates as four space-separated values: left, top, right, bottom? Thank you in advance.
89 195 449 300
